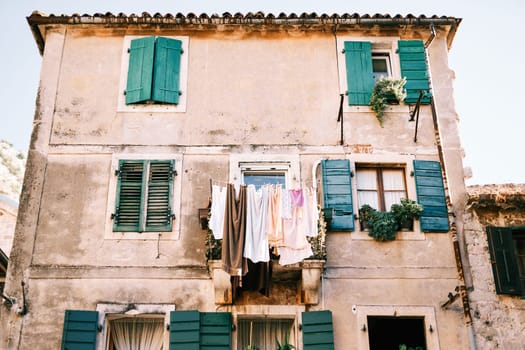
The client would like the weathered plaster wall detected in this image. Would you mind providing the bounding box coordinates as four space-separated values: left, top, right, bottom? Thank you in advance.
2 20 470 350
464 184 525 349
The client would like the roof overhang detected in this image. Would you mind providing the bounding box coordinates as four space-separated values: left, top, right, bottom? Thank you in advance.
27 11 461 55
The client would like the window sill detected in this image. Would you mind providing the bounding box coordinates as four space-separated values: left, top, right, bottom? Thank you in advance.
351 229 425 241
346 104 409 114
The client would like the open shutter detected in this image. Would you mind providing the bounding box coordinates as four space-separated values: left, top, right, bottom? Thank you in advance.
113 160 146 232
153 37 183 104
344 41 375 105
61 310 98 350
398 40 430 104
302 310 335 350
200 312 232 349
413 160 449 232
169 310 200 350
145 160 174 232
321 159 354 231
126 36 155 104
486 227 523 295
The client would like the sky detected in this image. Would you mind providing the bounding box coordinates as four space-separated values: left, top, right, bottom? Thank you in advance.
1 0 524 186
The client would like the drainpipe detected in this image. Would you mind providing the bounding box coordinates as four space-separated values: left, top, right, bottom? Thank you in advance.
429 97 476 350
425 33 476 349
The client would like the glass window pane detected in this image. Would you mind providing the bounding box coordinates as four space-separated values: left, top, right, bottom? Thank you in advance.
238 319 294 350
243 172 286 189
357 169 378 190
382 169 405 191
358 191 379 210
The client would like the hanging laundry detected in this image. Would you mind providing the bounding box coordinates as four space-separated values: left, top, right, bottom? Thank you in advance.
222 184 248 277
280 188 292 219
266 184 283 247
302 187 319 237
244 185 270 263
209 184 227 239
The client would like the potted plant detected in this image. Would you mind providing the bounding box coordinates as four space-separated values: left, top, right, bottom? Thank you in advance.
358 204 377 230
275 335 295 350
369 77 407 126
366 210 398 241
390 198 423 231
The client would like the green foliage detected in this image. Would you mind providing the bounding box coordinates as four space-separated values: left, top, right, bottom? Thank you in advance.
369 77 407 126
399 344 424 350
246 345 259 350
205 228 222 261
367 210 398 241
275 335 295 350
390 198 423 223
307 205 327 260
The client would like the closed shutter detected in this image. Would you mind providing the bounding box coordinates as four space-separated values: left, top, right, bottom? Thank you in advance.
61 310 98 350
145 160 174 232
169 310 200 350
398 40 430 104
486 227 523 295
344 41 375 105
126 36 155 104
321 159 354 231
200 312 232 349
302 310 335 350
413 160 449 232
114 160 146 232
153 37 183 104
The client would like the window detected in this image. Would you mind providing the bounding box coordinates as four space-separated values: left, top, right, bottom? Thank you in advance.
107 316 164 349
238 318 295 349
243 171 286 189
356 165 407 211
367 316 426 350
341 38 430 107
125 36 183 105
486 227 525 296
233 159 297 190
372 53 392 82
112 159 175 233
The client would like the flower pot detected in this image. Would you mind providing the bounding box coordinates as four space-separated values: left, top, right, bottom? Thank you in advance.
398 218 414 231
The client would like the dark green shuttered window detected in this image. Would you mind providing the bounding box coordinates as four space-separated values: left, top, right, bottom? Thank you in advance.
113 160 175 232
126 36 182 105
413 160 449 232
398 40 430 104
486 227 523 295
302 310 335 350
344 41 375 105
169 311 232 350
321 159 354 231
61 310 99 350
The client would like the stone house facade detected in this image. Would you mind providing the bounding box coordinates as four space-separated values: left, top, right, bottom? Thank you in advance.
1 11 475 349
464 184 525 349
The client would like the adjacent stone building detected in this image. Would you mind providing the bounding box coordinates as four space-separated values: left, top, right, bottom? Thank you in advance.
1 10 480 349
464 184 525 349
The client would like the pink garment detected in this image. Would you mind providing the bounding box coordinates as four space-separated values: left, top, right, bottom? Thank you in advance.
289 189 304 207
279 200 313 266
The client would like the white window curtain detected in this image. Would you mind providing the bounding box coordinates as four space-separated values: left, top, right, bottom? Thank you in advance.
238 319 294 350
382 169 406 210
357 169 379 209
110 317 164 350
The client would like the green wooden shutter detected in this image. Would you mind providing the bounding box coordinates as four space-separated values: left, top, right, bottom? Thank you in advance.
113 160 146 232
145 160 174 232
152 37 183 104
61 310 98 350
302 310 335 350
200 312 232 350
413 160 449 232
126 36 155 104
486 227 523 295
344 41 375 105
169 310 200 350
321 159 354 231
398 40 430 104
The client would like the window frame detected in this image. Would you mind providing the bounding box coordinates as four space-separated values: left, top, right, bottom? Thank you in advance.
355 163 408 212
117 35 189 113
105 153 183 240
230 154 300 190
348 154 423 240
337 36 406 114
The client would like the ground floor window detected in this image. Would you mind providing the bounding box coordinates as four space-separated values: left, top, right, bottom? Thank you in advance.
367 316 426 350
237 318 295 350
107 316 164 350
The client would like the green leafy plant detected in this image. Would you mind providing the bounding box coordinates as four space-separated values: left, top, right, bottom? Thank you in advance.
246 345 259 350
275 335 295 350
366 210 398 241
205 228 222 261
369 77 407 126
390 198 423 230
399 344 424 350
307 205 327 260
